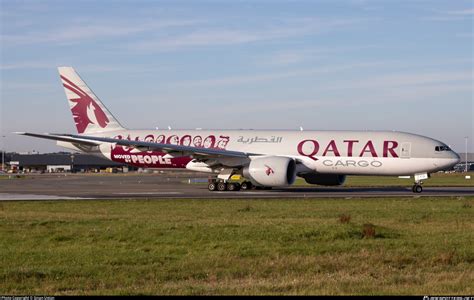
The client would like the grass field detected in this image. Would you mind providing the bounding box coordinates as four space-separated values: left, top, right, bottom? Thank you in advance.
1 197 473 295
295 172 473 187
184 172 473 187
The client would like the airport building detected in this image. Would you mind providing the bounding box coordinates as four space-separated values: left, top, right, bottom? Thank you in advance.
4 152 131 173
454 153 474 172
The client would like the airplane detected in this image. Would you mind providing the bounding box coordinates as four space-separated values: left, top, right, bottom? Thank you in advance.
17 67 461 193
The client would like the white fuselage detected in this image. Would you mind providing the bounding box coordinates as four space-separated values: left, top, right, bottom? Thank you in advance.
61 129 460 176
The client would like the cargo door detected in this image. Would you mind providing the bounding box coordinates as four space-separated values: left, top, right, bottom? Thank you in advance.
400 142 411 159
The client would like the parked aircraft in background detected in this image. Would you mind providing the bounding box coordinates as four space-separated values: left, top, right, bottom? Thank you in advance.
18 67 461 193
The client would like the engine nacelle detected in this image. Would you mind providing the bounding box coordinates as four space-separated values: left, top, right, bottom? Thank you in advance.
301 173 346 186
243 156 296 187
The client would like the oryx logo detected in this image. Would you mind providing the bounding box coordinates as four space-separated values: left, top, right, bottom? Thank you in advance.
264 164 274 176
61 75 109 133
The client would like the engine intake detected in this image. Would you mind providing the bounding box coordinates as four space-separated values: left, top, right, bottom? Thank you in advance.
243 156 296 187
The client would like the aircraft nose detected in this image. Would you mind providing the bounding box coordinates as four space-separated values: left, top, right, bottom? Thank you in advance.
446 151 461 169
453 151 461 164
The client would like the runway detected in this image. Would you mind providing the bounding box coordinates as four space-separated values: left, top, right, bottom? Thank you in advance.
0 173 473 200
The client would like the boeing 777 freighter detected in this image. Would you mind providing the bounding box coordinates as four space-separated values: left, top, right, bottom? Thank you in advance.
17 67 461 193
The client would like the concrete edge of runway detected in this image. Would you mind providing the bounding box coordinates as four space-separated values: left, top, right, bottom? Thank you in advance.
1 186 473 201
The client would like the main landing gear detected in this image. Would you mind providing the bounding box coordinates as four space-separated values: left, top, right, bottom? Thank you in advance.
240 181 253 190
208 179 254 192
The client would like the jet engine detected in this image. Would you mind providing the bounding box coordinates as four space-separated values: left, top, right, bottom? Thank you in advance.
300 173 346 186
243 156 296 187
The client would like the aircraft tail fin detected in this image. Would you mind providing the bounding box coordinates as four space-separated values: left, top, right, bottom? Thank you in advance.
58 67 125 134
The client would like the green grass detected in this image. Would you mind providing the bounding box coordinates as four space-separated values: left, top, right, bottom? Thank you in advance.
295 172 473 187
1 197 473 295
186 172 473 187
0 174 27 180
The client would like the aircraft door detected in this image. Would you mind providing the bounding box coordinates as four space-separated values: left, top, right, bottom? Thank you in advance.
400 142 411 158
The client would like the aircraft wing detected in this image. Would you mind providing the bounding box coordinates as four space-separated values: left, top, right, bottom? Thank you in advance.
17 132 255 158
65 134 253 158
15 132 101 147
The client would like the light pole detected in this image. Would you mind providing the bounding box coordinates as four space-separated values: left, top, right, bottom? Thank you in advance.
71 153 75 173
465 136 469 173
1 135 5 172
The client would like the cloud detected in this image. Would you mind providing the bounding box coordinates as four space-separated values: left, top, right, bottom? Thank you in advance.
259 50 327 66
323 71 472 91
2 11 370 52
424 7 474 21
177 58 472 88
2 15 366 52
130 17 368 52
446 8 474 15
456 33 474 38
170 61 394 87
423 16 470 21
165 66 472 119
0 62 160 74
203 81 473 117
133 29 262 51
1 82 56 91
0 62 52 71
258 45 382 66
1 19 202 46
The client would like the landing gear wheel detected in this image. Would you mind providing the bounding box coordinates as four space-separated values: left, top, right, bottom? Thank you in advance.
217 181 227 191
208 182 217 191
415 185 423 193
240 181 253 190
227 182 240 191
412 184 423 193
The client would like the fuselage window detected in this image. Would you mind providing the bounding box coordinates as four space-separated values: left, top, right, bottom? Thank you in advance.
435 146 451 152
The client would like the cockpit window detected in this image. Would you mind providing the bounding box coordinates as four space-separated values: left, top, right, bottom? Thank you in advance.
435 146 451 152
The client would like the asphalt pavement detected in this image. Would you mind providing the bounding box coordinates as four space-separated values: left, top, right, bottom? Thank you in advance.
1 173 473 200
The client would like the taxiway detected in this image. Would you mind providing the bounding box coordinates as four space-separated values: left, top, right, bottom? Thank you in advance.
0 173 472 200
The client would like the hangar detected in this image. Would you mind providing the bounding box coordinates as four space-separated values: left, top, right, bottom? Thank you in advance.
4 152 129 173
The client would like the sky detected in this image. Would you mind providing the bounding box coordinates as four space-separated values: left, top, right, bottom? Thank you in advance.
0 0 472 153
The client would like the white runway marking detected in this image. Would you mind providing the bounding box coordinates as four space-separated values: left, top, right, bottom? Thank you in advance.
214 191 276 194
114 192 183 195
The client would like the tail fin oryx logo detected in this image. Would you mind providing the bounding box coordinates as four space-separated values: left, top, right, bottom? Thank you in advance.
264 164 274 176
61 75 110 133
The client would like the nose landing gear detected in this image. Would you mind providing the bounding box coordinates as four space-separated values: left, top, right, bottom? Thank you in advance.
412 183 423 193
412 173 429 193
